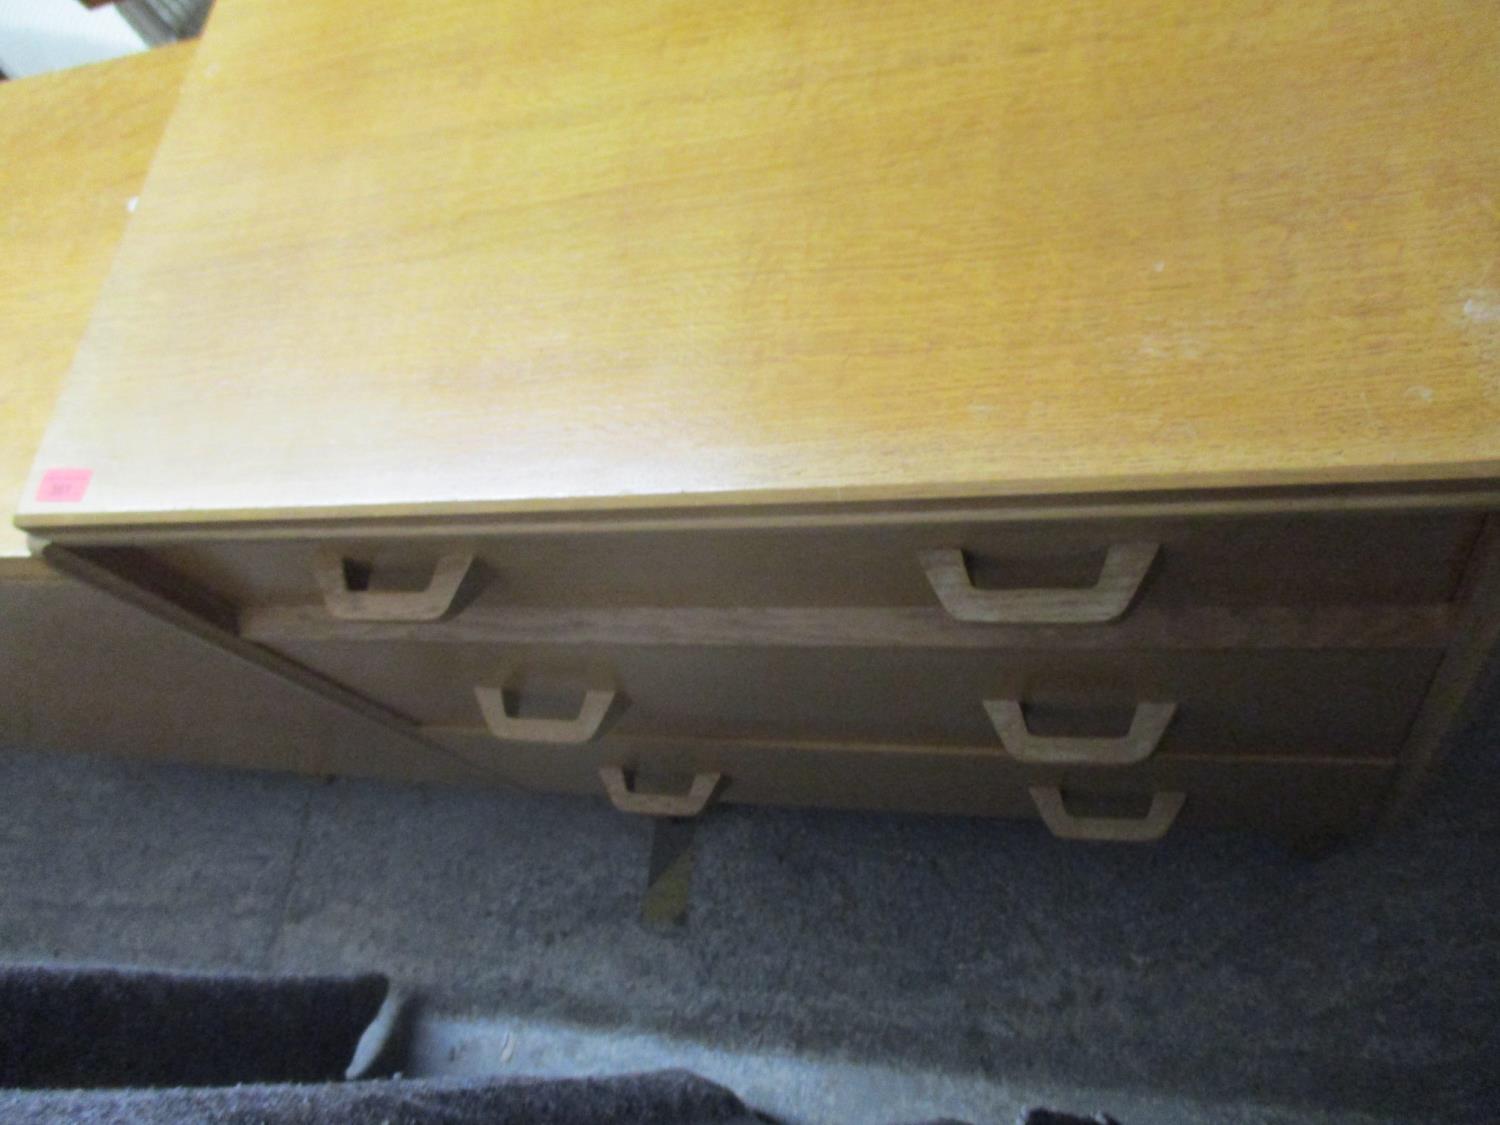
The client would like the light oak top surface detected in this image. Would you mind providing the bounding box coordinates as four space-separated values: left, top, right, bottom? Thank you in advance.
2 44 191 558
19 0 1500 534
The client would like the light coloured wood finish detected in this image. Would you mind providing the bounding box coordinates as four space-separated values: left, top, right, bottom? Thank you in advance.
986 701 1176 767
599 767 722 818
920 543 1157 625
1028 787 1186 843
38 543 445 744
19 0 1500 534
239 602 1458 653
1387 517 1500 821
0 43 191 565
39 485 1500 547
0 565 481 789
269 638 1435 760
475 671 616 745
313 547 474 621
8 1 1496 843
0 44 482 787
155 510 1483 611
430 728 1394 841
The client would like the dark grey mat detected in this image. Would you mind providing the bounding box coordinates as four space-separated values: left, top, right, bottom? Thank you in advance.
0 963 387 1089
0 1070 761 1125
0 1069 1110 1125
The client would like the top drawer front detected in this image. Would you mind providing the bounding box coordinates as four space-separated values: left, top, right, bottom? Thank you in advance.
151 510 1481 615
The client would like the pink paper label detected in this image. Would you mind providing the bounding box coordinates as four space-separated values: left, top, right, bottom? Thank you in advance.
35 468 93 503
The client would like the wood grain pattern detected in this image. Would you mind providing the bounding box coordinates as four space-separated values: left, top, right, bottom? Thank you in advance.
429 727 1395 839
1028 786 1186 842
920 542 1157 624
264 637 1437 759
40 543 442 746
313 547 474 621
0 573 485 788
1386 516 1500 821
475 678 616 744
0 43 190 563
20 0 1500 534
41 486 1500 546
238 603 1459 652
0 46 493 792
986 700 1176 766
598 766 722 817
160 509 1483 612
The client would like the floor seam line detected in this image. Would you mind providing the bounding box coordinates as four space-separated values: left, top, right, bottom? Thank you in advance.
261 783 318 972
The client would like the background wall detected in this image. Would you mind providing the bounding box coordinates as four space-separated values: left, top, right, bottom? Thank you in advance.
0 0 144 79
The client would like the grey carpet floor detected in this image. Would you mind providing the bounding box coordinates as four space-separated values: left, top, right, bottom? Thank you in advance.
2 662 1497 1125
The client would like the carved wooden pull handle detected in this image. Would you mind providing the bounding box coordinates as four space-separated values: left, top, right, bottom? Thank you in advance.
475 680 615 744
985 701 1176 766
314 548 473 621
1028 786 1185 843
919 542 1158 624
599 767 721 817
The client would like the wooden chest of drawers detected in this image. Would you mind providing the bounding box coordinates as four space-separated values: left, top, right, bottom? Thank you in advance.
34 494 1500 846
16 0 1500 845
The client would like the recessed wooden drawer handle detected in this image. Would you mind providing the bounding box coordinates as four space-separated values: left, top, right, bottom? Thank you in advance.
474 682 615 745
985 701 1176 766
314 548 474 621
919 542 1158 624
1028 786 1185 843
599 767 721 817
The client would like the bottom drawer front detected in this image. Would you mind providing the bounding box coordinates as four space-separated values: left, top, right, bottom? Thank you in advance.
429 730 1393 840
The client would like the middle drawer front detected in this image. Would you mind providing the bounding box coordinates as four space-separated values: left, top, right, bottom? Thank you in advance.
267 640 1435 759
